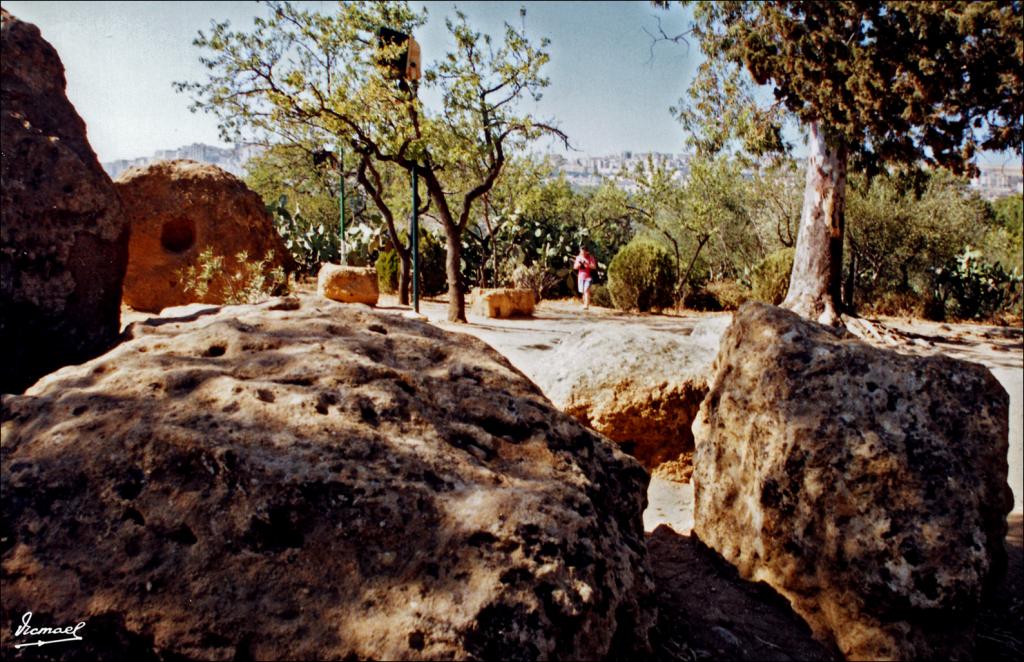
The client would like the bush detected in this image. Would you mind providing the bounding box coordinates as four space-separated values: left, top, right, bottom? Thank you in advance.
180 247 289 305
686 279 751 311
607 239 677 312
751 248 794 305
374 231 448 298
933 247 1023 320
589 283 613 308
861 290 926 318
267 195 339 274
511 262 568 301
375 249 400 294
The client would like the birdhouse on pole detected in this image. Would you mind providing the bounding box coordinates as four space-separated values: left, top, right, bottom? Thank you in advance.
375 27 421 82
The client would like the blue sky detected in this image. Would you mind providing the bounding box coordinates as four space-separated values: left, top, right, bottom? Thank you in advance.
5 1 1015 167
4 0 703 162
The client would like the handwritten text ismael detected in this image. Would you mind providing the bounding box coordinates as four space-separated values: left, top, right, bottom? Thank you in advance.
13 612 86 649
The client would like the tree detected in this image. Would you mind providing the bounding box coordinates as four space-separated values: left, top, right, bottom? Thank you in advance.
629 155 748 305
177 1 565 322
668 0 1023 325
246 142 380 272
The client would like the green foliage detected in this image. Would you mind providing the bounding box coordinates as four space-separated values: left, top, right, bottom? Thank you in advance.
750 248 794 305
267 195 340 273
589 284 613 308
686 279 751 311
607 238 677 312
992 193 1024 237
179 247 288 305
932 247 1023 320
376 231 447 297
375 249 400 294
415 231 448 297
511 262 569 302
178 1 565 321
678 1 1023 172
845 169 994 308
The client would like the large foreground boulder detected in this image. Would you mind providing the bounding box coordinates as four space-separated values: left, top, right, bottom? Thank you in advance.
114 160 291 313
692 303 1013 660
0 10 129 394
1 295 655 660
536 324 717 480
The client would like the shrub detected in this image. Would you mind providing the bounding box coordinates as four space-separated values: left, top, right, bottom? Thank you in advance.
512 262 568 301
589 283 613 308
861 289 926 318
376 249 400 294
607 238 677 312
374 231 448 298
686 279 751 311
932 247 1023 320
751 248 794 305
267 195 338 274
180 247 288 305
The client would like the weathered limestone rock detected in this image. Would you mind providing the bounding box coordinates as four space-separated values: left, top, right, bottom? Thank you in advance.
0 294 655 660
317 264 379 305
471 288 535 318
536 325 716 478
692 303 1013 661
114 160 291 313
0 9 130 394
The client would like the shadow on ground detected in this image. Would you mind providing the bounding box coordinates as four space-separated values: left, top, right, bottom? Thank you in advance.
648 514 1024 661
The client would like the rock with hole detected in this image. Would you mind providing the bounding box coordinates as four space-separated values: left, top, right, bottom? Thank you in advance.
692 303 1013 660
114 159 292 313
1 294 655 660
0 9 130 394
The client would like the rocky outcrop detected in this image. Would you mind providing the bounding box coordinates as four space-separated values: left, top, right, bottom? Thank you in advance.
1 295 655 660
692 303 1013 660
471 288 535 318
114 160 291 313
0 9 129 394
318 264 379 305
536 325 716 478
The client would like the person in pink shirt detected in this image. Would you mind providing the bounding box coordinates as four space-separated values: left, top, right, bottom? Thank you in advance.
573 245 598 310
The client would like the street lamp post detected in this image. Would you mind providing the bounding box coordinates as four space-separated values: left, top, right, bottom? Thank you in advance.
338 146 346 265
411 164 419 313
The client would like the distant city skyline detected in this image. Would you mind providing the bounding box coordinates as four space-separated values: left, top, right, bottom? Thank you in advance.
101 140 1022 201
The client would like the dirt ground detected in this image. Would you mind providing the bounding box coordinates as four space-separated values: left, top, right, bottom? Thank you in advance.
399 295 1024 660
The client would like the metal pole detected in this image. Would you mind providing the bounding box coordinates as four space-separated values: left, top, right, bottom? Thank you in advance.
411 164 419 313
338 146 347 265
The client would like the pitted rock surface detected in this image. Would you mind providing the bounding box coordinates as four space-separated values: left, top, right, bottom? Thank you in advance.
692 303 1013 660
536 324 716 479
0 9 129 394
114 159 291 313
1 295 655 660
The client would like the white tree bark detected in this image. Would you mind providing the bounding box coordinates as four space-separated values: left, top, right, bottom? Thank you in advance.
782 120 848 327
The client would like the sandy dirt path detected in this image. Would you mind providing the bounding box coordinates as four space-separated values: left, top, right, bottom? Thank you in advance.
403 297 1023 519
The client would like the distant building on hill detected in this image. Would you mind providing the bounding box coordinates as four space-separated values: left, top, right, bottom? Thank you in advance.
102 143 263 179
970 162 1024 201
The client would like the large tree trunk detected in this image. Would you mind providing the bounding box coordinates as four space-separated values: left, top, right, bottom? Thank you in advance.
445 227 466 322
782 120 847 327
